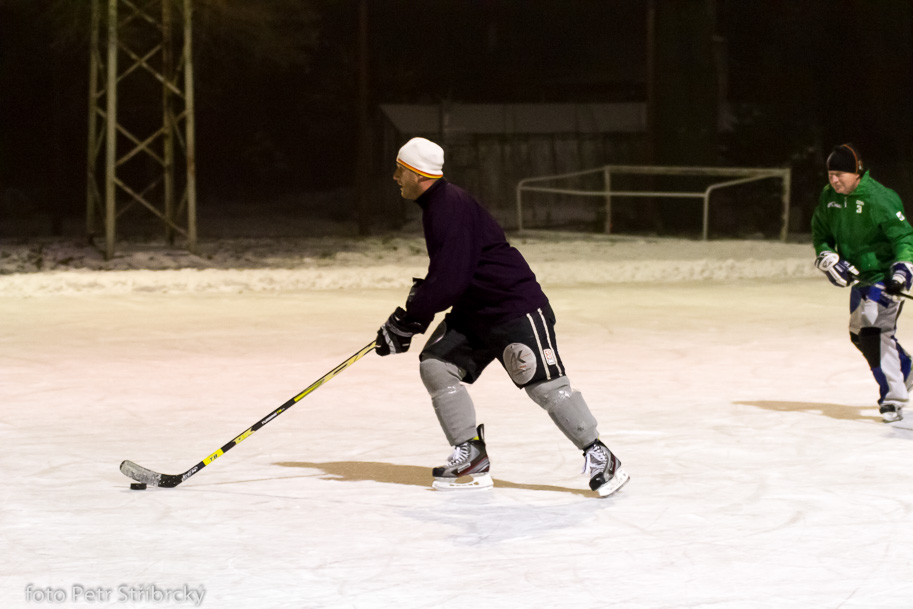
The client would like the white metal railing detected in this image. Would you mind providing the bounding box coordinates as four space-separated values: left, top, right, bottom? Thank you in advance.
516 165 792 241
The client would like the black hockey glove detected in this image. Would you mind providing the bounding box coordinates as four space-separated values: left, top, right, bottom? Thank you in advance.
886 261 913 296
815 251 859 288
375 307 425 356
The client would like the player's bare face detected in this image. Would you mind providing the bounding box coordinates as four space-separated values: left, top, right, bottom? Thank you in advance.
828 171 861 195
393 164 423 199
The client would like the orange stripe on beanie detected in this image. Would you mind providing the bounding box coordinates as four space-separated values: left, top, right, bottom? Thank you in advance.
827 143 863 174
396 137 444 178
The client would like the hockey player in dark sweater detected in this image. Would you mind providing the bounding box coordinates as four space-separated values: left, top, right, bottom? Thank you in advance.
375 137 628 497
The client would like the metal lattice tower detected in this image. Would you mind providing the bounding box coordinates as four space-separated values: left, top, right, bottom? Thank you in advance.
87 0 197 259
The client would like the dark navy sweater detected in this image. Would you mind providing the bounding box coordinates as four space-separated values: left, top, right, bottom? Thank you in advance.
404 179 549 332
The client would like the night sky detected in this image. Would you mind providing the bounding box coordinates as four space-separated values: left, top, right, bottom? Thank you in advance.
0 0 910 236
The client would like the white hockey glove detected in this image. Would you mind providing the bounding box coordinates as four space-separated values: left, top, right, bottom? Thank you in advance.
815 251 859 288
885 261 913 298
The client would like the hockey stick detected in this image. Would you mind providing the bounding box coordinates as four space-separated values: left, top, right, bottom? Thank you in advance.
849 276 913 301
120 341 376 488
888 290 913 301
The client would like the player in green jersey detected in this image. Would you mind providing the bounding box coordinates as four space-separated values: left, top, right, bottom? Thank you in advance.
811 143 913 422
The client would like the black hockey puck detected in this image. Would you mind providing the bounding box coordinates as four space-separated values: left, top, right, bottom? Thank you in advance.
130 482 147 490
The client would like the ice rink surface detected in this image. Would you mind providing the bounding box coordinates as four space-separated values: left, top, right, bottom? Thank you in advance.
3 240 913 608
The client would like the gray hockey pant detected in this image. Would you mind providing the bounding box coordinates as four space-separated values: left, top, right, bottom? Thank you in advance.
419 357 598 449
419 358 477 447
525 376 598 450
849 288 912 407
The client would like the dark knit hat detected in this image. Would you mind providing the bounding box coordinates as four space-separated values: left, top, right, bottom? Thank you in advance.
827 143 863 174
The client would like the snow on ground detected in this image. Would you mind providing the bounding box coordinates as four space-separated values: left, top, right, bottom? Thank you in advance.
5 232 912 609
1 232 817 296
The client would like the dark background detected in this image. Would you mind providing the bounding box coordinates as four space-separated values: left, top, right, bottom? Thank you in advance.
1 0 911 239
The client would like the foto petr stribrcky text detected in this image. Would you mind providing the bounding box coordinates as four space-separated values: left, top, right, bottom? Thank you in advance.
25 583 206 606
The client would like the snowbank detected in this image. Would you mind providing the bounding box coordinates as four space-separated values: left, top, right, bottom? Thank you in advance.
0 233 817 296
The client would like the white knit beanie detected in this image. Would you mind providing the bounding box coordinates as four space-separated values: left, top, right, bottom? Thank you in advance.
396 137 444 178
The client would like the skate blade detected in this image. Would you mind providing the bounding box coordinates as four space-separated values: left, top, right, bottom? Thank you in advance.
432 472 493 491
595 467 630 498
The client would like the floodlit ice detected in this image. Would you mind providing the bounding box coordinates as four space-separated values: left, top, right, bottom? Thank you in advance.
2 235 912 608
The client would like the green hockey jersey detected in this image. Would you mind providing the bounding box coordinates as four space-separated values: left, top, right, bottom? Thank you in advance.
811 171 913 283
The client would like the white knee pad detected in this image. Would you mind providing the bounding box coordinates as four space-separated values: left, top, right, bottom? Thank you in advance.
419 357 477 446
526 376 598 450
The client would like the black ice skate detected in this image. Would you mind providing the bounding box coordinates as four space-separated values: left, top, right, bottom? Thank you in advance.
431 424 492 491
582 439 629 498
880 403 903 423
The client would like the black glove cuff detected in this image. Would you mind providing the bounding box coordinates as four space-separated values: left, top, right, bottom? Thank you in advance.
391 307 427 334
